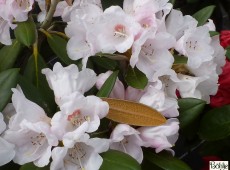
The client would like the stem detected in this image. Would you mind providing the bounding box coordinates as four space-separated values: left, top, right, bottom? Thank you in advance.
41 0 61 29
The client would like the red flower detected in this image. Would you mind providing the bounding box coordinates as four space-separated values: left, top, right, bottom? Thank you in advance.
201 156 222 170
210 31 230 107
220 30 230 48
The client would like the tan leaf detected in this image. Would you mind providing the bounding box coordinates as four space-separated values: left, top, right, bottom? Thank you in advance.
101 98 167 126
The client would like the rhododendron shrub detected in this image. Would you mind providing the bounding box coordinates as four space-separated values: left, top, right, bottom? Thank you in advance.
0 0 229 169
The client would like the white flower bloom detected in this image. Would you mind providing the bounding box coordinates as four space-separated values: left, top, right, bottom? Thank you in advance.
0 112 15 166
51 91 109 143
166 9 197 40
51 133 109 170
0 18 12 45
9 87 50 130
42 62 97 105
88 6 141 54
175 26 214 68
138 118 179 154
139 85 179 118
4 120 58 167
110 124 144 163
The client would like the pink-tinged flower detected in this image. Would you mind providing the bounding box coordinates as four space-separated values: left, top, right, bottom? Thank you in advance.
88 6 141 54
42 62 97 105
50 132 110 170
51 91 109 144
0 112 15 166
110 124 144 163
0 18 12 45
138 118 179 154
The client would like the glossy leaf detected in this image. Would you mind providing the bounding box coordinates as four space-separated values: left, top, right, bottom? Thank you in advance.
20 163 49 170
47 34 75 65
0 68 19 111
143 149 192 170
14 19 37 46
91 56 118 70
101 98 166 126
192 5 215 26
125 66 148 90
209 31 219 37
100 150 141 170
198 105 230 141
0 40 23 72
178 98 206 129
96 71 119 97
23 54 56 115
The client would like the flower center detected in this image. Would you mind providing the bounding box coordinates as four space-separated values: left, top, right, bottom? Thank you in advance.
114 24 127 38
30 133 45 146
67 110 90 126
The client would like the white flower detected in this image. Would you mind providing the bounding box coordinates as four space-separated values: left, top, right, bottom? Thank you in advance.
88 6 141 54
0 112 15 166
175 26 214 68
51 133 109 170
110 124 144 163
51 91 109 143
138 118 179 154
0 18 12 45
4 120 58 167
42 62 97 105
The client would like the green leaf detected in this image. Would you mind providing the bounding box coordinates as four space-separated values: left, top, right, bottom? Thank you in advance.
0 68 19 111
209 31 219 37
192 5 216 26
0 40 23 72
20 163 49 170
173 55 188 64
225 46 230 60
96 70 119 97
198 105 230 141
143 149 192 170
100 150 141 170
91 56 118 70
47 34 76 65
125 66 148 90
178 98 206 129
23 54 56 115
18 75 55 115
14 18 37 47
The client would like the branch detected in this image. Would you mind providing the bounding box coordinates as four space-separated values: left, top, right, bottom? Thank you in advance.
41 0 61 29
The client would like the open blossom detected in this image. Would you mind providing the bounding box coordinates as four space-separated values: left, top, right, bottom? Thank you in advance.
51 130 110 170
51 91 109 144
138 118 179 154
110 124 144 163
42 62 97 105
0 112 15 166
3 87 58 167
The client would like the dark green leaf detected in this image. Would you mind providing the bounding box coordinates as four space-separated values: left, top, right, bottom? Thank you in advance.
0 40 23 72
0 68 19 111
143 149 192 170
96 70 119 97
100 150 141 170
91 56 118 70
173 55 188 64
23 54 56 115
226 46 230 60
178 98 206 129
192 5 216 26
14 18 37 47
47 34 76 65
198 105 230 141
18 75 55 115
20 163 49 170
186 0 198 3
169 0 176 5
125 66 148 90
209 31 219 37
